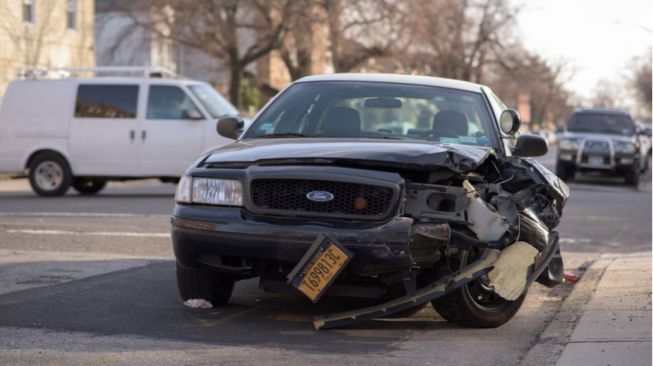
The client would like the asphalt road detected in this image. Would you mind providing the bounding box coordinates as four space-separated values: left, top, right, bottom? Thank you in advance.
0 148 650 365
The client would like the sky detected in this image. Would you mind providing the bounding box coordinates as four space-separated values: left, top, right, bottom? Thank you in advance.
516 0 652 106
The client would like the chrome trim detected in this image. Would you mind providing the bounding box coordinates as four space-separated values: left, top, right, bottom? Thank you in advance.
576 138 615 169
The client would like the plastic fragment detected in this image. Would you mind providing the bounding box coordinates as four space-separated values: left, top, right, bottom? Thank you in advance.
563 272 579 283
183 298 213 309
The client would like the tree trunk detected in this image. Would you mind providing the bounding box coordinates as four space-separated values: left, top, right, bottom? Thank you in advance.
229 66 243 109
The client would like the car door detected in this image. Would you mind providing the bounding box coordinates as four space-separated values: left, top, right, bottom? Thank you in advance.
68 83 141 176
139 84 205 177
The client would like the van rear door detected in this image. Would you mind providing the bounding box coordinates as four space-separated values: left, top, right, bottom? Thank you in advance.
68 83 141 176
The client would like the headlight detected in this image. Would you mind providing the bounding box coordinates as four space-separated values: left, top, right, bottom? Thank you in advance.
558 138 578 150
614 140 636 154
175 176 243 206
175 175 192 203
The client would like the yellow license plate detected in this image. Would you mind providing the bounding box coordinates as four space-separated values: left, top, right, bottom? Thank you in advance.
287 234 353 303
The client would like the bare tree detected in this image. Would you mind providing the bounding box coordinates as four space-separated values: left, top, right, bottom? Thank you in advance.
111 0 299 107
631 50 652 121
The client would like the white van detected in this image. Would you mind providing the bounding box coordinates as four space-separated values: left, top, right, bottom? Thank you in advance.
0 67 240 196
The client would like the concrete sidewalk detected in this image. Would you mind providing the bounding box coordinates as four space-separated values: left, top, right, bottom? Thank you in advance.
556 253 652 366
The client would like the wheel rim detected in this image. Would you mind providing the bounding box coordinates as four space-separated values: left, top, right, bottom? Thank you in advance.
460 249 511 311
34 161 63 191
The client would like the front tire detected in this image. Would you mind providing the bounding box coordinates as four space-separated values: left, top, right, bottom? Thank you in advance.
625 163 640 187
432 249 526 328
28 152 73 197
73 179 107 195
176 264 235 306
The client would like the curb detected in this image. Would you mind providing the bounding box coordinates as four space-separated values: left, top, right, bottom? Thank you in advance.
520 258 611 366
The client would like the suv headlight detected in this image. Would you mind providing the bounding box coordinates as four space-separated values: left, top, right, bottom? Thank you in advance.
614 140 636 154
175 176 244 206
558 138 578 150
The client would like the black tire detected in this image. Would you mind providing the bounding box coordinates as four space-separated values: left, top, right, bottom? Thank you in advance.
28 152 73 197
625 163 640 187
73 179 107 195
432 249 526 328
555 161 574 182
176 264 235 306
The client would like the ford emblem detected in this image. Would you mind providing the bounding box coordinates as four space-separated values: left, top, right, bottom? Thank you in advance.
306 190 334 202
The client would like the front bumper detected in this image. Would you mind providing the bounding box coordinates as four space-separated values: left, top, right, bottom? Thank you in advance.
172 205 414 277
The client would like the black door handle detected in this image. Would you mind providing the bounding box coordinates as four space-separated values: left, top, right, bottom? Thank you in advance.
130 130 135 140
141 130 147 140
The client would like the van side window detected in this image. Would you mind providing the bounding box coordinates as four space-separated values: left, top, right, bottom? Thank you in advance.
147 86 201 120
75 85 138 118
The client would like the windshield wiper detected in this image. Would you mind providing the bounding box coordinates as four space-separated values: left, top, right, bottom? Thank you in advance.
259 133 309 138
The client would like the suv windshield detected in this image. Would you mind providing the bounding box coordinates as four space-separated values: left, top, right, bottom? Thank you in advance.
243 81 498 148
568 113 635 136
188 84 239 118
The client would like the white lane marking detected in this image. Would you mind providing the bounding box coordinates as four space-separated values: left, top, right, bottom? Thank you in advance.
0 212 169 218
559 238 593 244
5 229 170 238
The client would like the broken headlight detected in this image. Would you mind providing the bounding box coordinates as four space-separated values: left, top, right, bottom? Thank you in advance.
175 176 244 206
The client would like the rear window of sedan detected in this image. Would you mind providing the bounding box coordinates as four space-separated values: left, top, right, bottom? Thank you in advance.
244 81 499 148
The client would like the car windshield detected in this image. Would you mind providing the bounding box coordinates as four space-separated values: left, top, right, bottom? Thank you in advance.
568 113 635 136
243 81 498 148
188 84 239 118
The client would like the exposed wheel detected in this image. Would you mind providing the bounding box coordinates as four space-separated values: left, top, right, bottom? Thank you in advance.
625 163 640 187
432 248 526 328
555 161 575 182
73 178 107 195
28 152 72 197
176 264 234 306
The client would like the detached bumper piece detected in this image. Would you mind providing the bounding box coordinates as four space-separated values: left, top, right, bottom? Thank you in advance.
313 249 500 330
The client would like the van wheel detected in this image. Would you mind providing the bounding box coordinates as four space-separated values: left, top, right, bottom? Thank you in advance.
73 179 107 195
176 264 234 306
625 163 640 187
28 152 72 197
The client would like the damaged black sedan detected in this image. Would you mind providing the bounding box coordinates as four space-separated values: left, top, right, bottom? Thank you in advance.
172 74 569 330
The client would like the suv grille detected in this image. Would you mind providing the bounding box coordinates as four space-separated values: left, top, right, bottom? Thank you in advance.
250 179 394 218
584 140 610 152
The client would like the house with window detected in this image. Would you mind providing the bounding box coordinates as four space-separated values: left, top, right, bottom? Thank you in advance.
0 0 95 97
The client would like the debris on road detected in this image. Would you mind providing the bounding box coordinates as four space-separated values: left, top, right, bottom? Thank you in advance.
183 298 213 309
563 272 580 283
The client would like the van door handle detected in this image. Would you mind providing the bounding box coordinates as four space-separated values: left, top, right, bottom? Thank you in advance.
130 130 135 140
141 130 147 140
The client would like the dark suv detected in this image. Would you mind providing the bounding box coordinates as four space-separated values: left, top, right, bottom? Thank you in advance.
556 109 644 186
172 74 569 330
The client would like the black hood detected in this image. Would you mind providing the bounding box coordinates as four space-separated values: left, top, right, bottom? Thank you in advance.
203 138 494 173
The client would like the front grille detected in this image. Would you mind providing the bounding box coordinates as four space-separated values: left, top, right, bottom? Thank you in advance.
250 179 395 218
584 140 610 152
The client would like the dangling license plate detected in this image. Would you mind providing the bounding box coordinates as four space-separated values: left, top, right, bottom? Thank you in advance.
287 234 353 303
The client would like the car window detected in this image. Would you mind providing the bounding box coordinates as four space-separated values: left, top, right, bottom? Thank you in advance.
245 81 498 148
188 84 239 118
147 85 201 120
75 84 138 118
568 113 635 136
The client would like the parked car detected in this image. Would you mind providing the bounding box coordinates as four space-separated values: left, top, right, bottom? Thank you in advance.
556 108 646 185
0 67 240 196
636 122 652 170
171 73 569 330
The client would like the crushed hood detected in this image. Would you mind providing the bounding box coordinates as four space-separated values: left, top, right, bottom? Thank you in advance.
203 138 494 172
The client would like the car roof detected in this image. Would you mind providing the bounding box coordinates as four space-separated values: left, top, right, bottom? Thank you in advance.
573 108 631 116
295 73 485 93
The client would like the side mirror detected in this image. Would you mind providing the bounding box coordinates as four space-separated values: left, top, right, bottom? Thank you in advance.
217 116 245 139
499 109 521 135
183 109 203 120
513 134 548 157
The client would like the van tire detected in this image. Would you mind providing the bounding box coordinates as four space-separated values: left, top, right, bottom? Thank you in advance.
73 179 107 195
28 152 72 197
